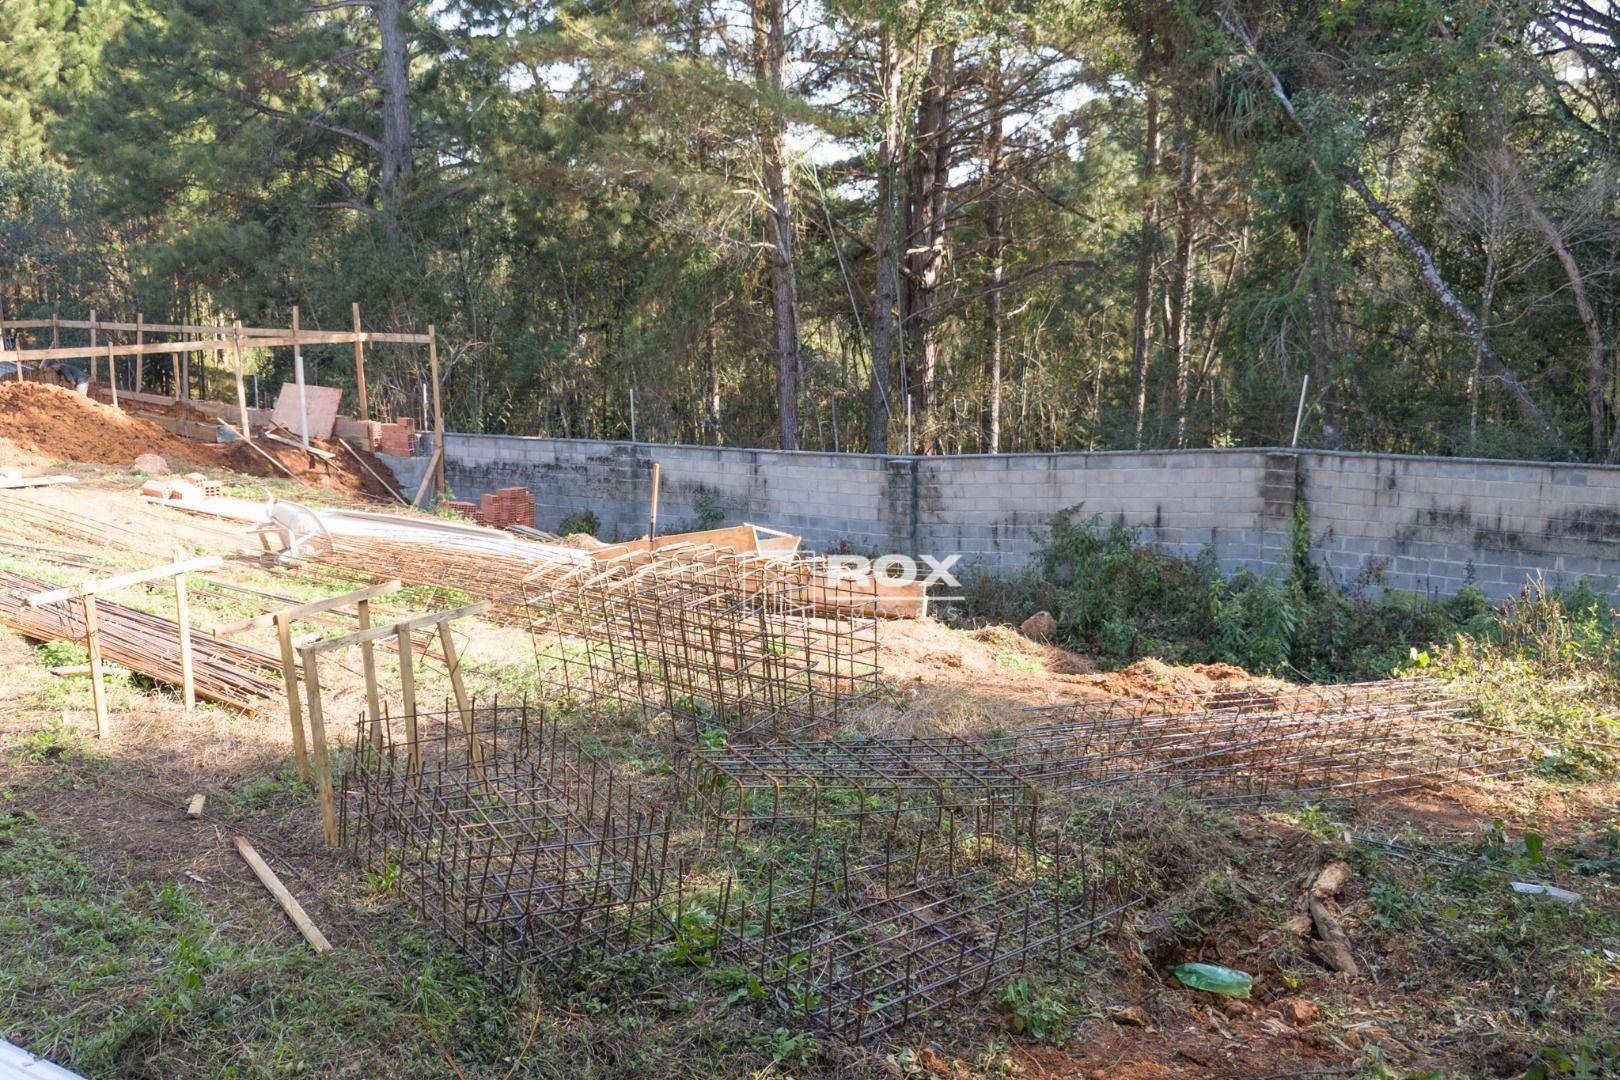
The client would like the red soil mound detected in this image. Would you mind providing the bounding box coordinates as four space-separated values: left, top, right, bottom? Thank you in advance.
0 381 205 467
0 381 402 501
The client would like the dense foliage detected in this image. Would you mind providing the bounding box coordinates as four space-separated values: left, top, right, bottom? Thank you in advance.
961 505 1620 713
1 0 1618 460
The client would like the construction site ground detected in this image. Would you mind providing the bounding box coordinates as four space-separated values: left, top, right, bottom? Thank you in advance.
0 457 1616 1079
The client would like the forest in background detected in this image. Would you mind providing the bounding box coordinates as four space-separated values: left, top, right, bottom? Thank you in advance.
1 0 1617 460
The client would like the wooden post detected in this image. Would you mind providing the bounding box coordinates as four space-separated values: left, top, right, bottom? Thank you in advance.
232 321 251 440
358 596 382 750
437 622 479 761
427 325 445 497
275 612 310 781
234 836 333 951
51 310 59 349
173 554 195 713
397 623 418 773
135 311 144 393
648 461 661 538
297 645 339 846
292 306 310 449
81 591 109 738
106 343 118 410
4 298 19 384
352 302 369 422
88 309 97 387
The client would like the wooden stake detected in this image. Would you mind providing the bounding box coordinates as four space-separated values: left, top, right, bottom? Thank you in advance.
352 302 368 422
81 591 109 738
234 836 333 952
135 311 144 393
397 623 419 773
2 297 17 383
358 597 382 750
296 645 338 846
173 552 195 713
648 461 661 538
187 793 206 818
427 324 445 496
106 343 118 409
292 305 309 449
232 321 251 440
410 445 442 508
88 309 97 386
438 622 479 762
50 310 59 349
275 612 310 781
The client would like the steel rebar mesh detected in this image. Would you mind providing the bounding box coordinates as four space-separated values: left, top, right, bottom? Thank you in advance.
707 815 1133 1041
675 731 1040 846
998 678 1529 802
341 701 674 984
522 550 880 738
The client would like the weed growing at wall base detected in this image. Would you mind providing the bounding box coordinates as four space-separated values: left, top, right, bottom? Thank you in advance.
956 507 1620 698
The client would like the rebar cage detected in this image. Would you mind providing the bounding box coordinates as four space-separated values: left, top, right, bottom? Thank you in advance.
674 731 1041 846
707 818 1133 1041
521 549 881 738
341 701 674 984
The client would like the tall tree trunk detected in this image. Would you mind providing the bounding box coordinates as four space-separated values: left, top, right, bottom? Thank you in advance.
984 45 1006 454
1215 8 1566 452
1130 87 1161 449
1168 124 1198 447
376 0 413 237
868 28 902 454
752 0 800 449
903 43 953 440
1498 150 1610 458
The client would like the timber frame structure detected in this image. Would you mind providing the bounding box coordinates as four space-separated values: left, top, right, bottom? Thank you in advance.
0 304 448 493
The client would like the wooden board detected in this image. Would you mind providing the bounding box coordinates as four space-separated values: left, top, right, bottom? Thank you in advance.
270 382 342 440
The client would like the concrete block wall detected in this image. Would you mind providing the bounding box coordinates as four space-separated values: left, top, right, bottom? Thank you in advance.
378 434 1620 599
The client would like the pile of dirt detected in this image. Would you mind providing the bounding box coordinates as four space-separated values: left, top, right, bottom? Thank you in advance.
864 616 1275 734
216 435 401 501
0 381 206 468
0 381 403 501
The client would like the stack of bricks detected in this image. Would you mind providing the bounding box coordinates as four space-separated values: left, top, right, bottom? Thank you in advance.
475 486 536 529
443 500 478 520
371 417 417 456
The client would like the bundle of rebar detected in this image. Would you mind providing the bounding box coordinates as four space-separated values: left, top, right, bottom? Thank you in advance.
0 568 282 710
342 702 675 984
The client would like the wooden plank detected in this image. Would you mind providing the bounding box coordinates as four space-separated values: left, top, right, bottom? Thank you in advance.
234 836 333 952
218 421 297 479
410 446 442 508
276 613 310 782
302 599 492 655
296 646 339 846
81 593 108 739
174 560 195 713
187 793 206 818
25 556 224 607
352 302 369 422
271 382 340 442
397 623 419 773
13 330 430 364
438 622 480 763
358 597 382 750
217 579 403 635
0 475 76 489
427 325 445 498
232 322 251 440
266 430 337 461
